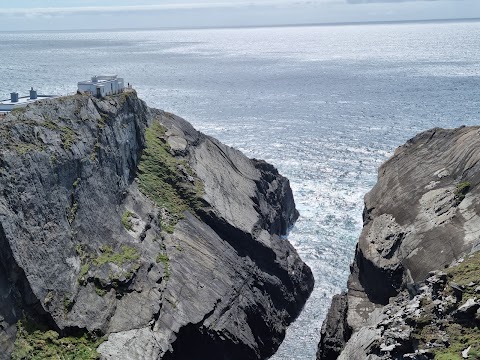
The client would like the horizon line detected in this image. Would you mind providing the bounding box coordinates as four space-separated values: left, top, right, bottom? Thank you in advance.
1 16 479 34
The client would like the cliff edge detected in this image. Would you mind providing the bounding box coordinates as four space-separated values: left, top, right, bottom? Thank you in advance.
318 126 480 359
0 91 314 359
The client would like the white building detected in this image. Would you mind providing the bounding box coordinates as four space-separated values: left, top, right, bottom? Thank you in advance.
0 88 56 113
77 75 125 98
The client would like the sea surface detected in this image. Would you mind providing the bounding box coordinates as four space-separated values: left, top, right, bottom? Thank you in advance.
1 20 480 359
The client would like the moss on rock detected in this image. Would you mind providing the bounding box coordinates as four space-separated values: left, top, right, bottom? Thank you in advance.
121 210 134 231
156 252 170 281
137 120 204 233
12 319 103 360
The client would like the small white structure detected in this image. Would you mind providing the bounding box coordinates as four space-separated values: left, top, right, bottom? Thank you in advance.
77 75 125 98
0 88 56 113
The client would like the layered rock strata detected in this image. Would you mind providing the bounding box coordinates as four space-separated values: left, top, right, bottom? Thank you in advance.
318 126 480 359
0 90 313 359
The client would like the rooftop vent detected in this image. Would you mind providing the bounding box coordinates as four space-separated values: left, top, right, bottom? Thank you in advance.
30 87 37 100
10 92 19 103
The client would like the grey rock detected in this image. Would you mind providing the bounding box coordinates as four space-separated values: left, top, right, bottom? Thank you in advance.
380 343 398 352
425 272 447 299
318 127 480 359
0 91 313 359
462 345 472 359
336 326 380 360
316 293 351 360
455 298 480 319
450 283 465 301
402 350 434 360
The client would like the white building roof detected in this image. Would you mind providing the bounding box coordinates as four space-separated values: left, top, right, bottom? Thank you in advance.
0 95 54 106
78 75 122 86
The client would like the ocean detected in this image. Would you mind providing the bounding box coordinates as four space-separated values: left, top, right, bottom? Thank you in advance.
1 20 480 359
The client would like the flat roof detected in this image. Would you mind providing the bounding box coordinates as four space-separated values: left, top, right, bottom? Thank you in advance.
0 95 55 106
78 79 121 85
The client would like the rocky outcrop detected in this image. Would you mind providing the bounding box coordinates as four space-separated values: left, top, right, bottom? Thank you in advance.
318 126 480 359
316 293 351 360
0 91 313 359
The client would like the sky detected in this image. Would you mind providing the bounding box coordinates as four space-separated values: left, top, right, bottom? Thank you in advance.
0 0 478 31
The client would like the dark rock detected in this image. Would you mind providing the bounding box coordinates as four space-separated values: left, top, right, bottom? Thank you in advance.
318 126 480 359
0 91 314 359
450 283 465 301
454 298 480 319
425 271 447 299
316 293 351 360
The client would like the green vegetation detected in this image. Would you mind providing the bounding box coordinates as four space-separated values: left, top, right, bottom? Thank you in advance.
433 324 480 360
42 120 58 131
78 264 90 284
95 288 108 297
454 181 471 205
13 143 45 156
97 114 108 129
175 245 184 252
12 319 103 360
41 120 78 151
118 92 130 104
76 245 91 285
90 141 100 161
76 244 87 260
10 107 27 115
73 178 81 188
137 121 204 233
68 202 78 225
76 244 140 286
413 252 480 359
121 210 135 231
447 251 480 302
156 253 170 281
61 127 77 150
94 245 140 267
0 116 46 156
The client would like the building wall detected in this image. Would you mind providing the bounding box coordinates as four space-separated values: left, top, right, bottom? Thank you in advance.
78 78 125 97
0 104 14 111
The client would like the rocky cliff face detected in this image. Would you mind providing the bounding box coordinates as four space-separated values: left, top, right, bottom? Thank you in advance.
0 90 313 359
317 126 480 359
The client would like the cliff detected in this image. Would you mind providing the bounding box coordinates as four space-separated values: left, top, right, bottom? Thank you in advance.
0 90 314 359
318 126 480 359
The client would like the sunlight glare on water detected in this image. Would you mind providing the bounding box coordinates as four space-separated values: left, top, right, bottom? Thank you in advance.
1 21 480 359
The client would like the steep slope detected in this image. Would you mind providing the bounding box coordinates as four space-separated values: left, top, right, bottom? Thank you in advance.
0 90 313 359
318 126 480 359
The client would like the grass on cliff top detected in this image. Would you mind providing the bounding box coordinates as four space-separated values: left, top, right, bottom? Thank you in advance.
137 120 204 233
447 251 480 282
12 319 103 360
433 324 480 360
432 251 480 359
